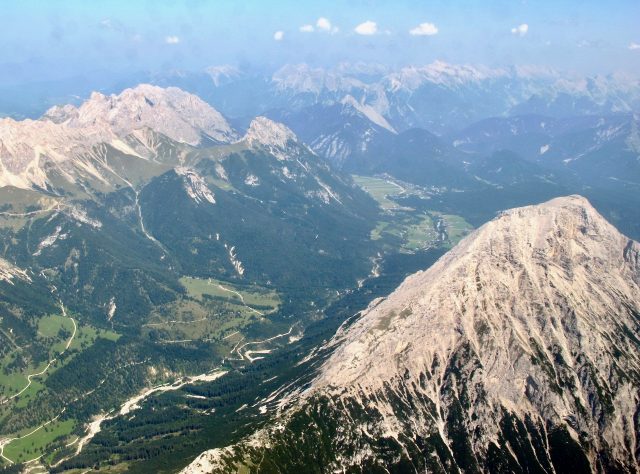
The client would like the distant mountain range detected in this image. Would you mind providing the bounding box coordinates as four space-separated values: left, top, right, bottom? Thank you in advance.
3 62 639 132
197 62 640 132
145 63 640 199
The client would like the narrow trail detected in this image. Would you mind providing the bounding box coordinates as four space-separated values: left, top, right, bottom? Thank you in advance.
22 461 48 474
386 178 405 194
0 442 12 464
0 409 67 464
158 338 214 344
228 326 294 362
143 317 209 327
64 437 79 448
0 301 76 464
2 358 150 467
0 302 76 406
216 283 264 316
61 303 77 351
6 353 225 468
1 361 54 404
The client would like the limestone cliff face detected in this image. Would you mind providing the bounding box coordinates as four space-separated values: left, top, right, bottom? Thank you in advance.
0 85 237 190
184 196 640 473
241 116 305 161
45 84 237 146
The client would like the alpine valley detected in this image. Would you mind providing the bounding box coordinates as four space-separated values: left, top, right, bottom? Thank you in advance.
0 60 639 474
184 195 640 474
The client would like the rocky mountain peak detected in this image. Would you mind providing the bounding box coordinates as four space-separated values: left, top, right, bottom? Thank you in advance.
315 194 639 386
312 194 640 470
243 116 298 149
0 85 238 190
50 84 237 146
184 195 640 473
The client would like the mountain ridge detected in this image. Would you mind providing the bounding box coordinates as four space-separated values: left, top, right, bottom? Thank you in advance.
0 84 237 190
183 195 640 473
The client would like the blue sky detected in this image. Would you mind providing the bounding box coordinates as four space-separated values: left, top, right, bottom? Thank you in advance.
1 0 639 85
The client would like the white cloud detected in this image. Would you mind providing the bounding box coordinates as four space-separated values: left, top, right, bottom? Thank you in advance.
629 42 640 50
165 35 180 44
317 17 331 31
355 20 377 36
511 24 528 37
274 30 284 41
300 18 338 34
409 22 438 36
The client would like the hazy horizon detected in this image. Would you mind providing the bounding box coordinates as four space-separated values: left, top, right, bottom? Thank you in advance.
2 0 639 87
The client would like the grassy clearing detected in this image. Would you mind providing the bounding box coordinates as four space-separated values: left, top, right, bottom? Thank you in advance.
208 176 235 192
0 317 119 465
37 315 75 354
372 214 439 253
180 277 280 313
37 315 71 339
3 418 75 464
435 213 474 245
0 189 60 231
404 215 439 251
14 380 44 409
0 316 119 404
353 175 473 251
143 277 282 346
371 210 472 252
68 324 119 351
144 297 259 347
37 314 119 354
352 175 405 210
0 361 30 395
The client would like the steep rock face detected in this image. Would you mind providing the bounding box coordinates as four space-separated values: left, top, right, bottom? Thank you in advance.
243 116 297 149
241 116 304 161
0 257 30 284
184 195 640 473
45 84 237 145
266 99 396 168
0 85 236 190
0 118 84 188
